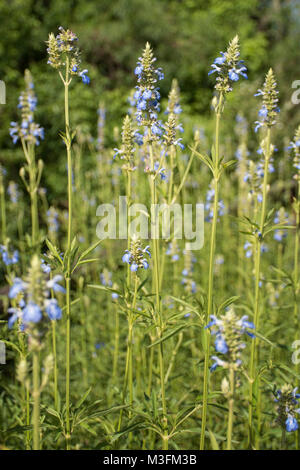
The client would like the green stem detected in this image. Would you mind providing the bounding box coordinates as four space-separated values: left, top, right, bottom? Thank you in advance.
118 276 138 432
52 320 58 410
63 56 72 450
149 140 168 450
32 351 40 450
200 94 223 450
294 179 300 450
227 368 234 451
112 308 120 385
26 386 30 450
248 127 271 448
281 428 286 450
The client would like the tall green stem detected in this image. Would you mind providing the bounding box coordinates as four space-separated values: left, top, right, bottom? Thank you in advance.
294 179 300 449
63 56 72 449
200 94 223 450
26 386 30 449
248 127 271 448
32 351 40 450
149 141 168 450
118 276 138 432
227 368 235 450
52 320 58 410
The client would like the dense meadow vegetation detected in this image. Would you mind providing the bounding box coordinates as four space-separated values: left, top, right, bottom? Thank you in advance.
1 0 300 451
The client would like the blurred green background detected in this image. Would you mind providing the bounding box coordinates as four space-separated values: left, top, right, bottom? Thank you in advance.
1 0 300 198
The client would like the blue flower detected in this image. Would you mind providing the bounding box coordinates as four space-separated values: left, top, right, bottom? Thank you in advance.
100 270 113 287
286 415 299 432
23 302 42 324
130 263 139 272
151 122 162 135
122 251 131 264
141 259 149 269
122 240 151 272
7 307 21 328
9 278 27 299
274 231 282 242
45 299 62 320
208 37 247 92
0 245 19 266
47 275 66 293
210 355 226 372
41 260 51 274
79 69 90 84
206 309 255 370
215 335 228 354
258 106 268 119
133 43 163 137
228 67 247 81
244 241 252 258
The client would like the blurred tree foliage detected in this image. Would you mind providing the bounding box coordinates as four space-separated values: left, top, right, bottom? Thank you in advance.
0 0 300 197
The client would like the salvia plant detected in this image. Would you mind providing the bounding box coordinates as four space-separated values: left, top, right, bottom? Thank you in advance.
1 28 300 453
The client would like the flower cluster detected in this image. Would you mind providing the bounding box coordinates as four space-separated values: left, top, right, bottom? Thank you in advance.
274 384 300 432
181 248 196 293
243 155 274 204
163 79 184 150
166 239 180 262
289 125 300 180
7 181 19 204
97 102 106 152
208 35 247 94
254 68 279 133
205 182 225 222
47 207 60 234
243 240 268 259
122 237 151 272
0 244 19 266
47 27 90 84
10 70 44 146
100 268 112 287
274 208 288 242
133 42 164 137
206 308 255 371
8 255 65 337
144 160 167 181
100 268 119 300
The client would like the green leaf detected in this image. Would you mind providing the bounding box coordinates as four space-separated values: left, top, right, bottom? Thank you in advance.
78 239 103 262
217 296 239 313
75 387 92 409
46 407 61 421
147 325 185 348
208 429 220 450
45 239 63 266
